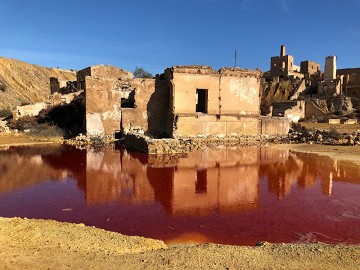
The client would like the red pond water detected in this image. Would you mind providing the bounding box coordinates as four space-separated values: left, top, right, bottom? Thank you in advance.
0 145 360 246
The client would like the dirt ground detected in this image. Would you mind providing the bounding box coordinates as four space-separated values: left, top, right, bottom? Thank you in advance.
0 133 60 148
299 122 360 134
1 135 360 269
0 217 359 270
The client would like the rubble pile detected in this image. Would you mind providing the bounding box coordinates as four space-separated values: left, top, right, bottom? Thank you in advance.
287 126 360 146
64 134 116 149
123 133 287 154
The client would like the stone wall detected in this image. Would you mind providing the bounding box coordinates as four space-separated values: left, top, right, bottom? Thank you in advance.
300 61 321 75
174 115 260 137
305 100 328 119
272 101 305 123
337 68 360 98
121 78 170 137
270 55 294 78
168 66 261 116
219 68 260 115
260 117 289 135
85 77 122 136
167 66 262 137
78 65 133 136
318 80 341 97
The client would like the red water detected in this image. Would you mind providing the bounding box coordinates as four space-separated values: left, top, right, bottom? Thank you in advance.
0 145 359 245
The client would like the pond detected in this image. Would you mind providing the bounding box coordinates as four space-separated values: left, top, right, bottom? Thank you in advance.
0 145 359 246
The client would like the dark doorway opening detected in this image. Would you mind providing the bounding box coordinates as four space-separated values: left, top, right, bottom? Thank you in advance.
196 89 208 113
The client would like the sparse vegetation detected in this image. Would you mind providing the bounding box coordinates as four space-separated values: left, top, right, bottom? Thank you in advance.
133 67 153 78
0 82 6 92
328 127 341 140
28 123 64 138
0 109 12 119
7 116 37 131
37 94 85 138
89 135 106 149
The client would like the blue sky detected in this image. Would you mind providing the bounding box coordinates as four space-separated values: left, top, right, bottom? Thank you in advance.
1 0 359 75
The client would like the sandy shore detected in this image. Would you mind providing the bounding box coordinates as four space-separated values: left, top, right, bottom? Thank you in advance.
0 134 61 148
0 217 359 270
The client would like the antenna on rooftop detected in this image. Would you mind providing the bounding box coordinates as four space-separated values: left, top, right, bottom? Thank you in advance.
234 49 238 67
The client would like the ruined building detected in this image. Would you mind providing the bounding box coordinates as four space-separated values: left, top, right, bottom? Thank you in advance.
318 56 360 99
72 64 289 138
337 68 360 98
269 45 320 81
318 56 342 97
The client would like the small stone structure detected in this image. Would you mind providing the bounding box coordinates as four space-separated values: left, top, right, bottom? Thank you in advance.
12 102 48 119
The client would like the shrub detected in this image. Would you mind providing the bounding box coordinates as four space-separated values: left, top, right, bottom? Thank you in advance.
37 94 85 138
0 83 6 92
89 135 106 149
28 123 64 138
260 99 271 115
0 109 12 118
7 116 37 131
328 127 341 140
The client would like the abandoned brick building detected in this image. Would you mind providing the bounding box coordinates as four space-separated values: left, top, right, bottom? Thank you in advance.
67 64 289 138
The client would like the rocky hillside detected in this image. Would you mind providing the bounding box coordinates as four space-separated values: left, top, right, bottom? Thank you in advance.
0 57 76 110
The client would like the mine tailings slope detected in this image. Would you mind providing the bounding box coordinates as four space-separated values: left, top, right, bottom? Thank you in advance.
0 57 76 110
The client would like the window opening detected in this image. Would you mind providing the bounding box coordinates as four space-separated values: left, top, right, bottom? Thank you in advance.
196 89 208 113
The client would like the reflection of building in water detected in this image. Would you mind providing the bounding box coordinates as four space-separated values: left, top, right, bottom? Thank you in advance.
262 148 360 199
84 147 261 216
0 146 70 194
2 145 360 213
83 146 360 212
85 149 154 205
260 148 305 200
166 148 260 216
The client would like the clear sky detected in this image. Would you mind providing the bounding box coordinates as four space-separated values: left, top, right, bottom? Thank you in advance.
1 0 359 75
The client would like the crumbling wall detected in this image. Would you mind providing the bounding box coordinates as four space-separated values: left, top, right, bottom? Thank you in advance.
260 117 290 135
121 78 156 134
79 65 133 136
300 61 321 75
168 66 263 137
305 100 328 119
50 77 77 94
13 102 48 119
49 90 83 106
85 77 122 136
272 101 305 123
318 80 341 97
337 68 360 98
219 68 260 115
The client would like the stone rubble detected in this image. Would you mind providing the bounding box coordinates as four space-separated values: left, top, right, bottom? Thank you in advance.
286 125 360 146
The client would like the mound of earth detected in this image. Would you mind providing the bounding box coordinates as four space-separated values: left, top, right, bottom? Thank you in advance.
0 57 75 110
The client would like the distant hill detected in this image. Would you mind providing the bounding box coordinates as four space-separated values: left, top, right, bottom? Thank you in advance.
0 57 76 110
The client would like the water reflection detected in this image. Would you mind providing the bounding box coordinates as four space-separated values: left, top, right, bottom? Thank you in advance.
0 145 360 245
